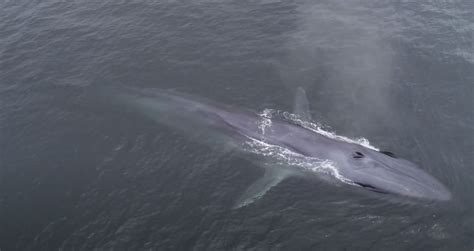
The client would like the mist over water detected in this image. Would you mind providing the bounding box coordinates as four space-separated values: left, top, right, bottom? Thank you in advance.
280 1 399 135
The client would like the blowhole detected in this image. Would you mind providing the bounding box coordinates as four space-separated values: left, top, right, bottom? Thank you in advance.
353 152 364 159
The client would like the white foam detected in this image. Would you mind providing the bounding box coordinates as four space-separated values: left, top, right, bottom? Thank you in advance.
244 136 355 185
242 109 380 185
257 109 273 135
258 109 379 151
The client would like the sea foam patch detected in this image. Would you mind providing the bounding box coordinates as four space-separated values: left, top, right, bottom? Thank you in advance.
241 109 377 185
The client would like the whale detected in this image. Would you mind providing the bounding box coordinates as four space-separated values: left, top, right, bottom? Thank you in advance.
108 86 452 207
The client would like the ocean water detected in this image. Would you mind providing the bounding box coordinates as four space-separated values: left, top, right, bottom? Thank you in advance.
1 0 473 250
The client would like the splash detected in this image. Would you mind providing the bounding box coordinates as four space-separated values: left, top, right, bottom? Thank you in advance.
242 109 378 186
285 113 379 151
244 136 354 186
257 109 273 135
258 109 379 150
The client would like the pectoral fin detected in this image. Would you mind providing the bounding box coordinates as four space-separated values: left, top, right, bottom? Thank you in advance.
293 87 311 121
233 168 294 208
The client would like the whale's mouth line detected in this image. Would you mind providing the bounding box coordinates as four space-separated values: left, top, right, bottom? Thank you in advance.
353 182 389 194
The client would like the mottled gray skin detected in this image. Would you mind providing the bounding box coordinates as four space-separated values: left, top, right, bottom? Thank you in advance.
114 87 451 202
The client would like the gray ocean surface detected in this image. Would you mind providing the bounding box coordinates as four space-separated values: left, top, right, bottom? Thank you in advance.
1 0 473 250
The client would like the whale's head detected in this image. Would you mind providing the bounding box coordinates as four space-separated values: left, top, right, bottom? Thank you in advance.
336 146 451 201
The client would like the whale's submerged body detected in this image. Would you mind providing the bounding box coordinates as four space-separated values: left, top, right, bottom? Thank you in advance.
111 86 451 207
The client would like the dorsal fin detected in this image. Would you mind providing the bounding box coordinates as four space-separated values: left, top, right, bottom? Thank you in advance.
294 87 311 121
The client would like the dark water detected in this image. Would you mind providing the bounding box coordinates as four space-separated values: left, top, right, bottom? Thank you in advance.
1 0 473 250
